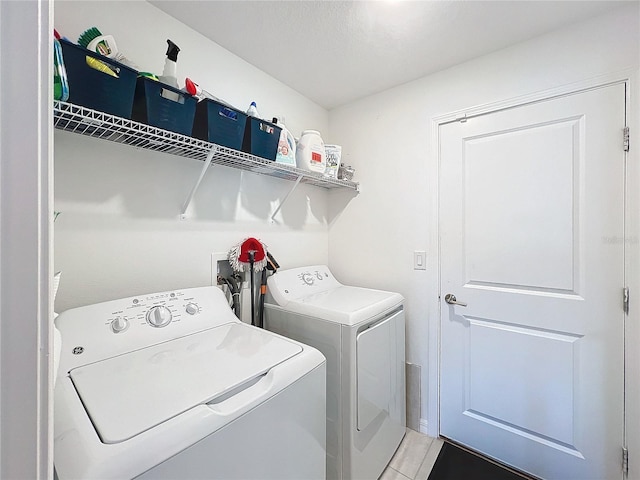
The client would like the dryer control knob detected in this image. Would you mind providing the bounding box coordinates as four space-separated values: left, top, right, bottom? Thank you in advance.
146 306 172 328
111 317 129 333
185 303 199 315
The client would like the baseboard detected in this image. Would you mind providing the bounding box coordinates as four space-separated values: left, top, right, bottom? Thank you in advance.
406 362 421 431
420 418 429 435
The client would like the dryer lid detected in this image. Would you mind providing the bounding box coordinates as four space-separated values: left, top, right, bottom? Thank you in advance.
277 286 403 326
266 265 403 326
69 323 302 444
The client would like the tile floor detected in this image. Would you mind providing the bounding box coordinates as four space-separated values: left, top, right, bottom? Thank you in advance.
379 429 444 480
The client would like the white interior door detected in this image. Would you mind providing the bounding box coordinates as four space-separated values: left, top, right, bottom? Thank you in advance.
439 83 626 480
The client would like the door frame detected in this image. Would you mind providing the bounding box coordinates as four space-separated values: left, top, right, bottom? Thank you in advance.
426 72 638 476
0 0 54 478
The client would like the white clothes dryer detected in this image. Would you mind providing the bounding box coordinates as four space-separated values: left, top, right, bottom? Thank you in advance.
264 265 406 480
54 286 326 480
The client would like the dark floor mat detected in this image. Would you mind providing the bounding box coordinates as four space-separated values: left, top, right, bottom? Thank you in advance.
428 442 528 480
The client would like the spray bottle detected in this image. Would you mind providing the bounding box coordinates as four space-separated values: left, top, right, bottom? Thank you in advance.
185 78 225 104
159 39 180 88
159 39 180 101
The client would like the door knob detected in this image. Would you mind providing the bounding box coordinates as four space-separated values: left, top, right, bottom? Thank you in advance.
444 294 467 307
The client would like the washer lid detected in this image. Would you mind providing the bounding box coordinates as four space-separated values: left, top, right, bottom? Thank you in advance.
69 323 302 444
281 286 403 326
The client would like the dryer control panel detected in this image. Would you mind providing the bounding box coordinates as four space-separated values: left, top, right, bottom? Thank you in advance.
267 265 342 306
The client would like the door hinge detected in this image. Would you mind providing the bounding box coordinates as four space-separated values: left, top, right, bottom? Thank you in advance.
624 126 630 152
623 446 629 475
624 287 630 315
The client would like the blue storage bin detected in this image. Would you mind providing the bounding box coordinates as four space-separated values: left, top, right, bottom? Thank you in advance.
59 39 137 118
192 99 247 150
242 117 282 161
132 77 196 136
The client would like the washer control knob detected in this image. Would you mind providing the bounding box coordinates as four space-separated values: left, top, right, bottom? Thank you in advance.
301 273 314 286
111 316 129 333
185 303 199 315
146 306 172 328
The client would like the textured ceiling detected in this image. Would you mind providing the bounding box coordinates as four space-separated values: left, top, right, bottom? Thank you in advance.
149 0 631 109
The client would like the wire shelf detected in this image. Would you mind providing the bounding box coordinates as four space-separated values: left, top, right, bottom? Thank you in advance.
53 101 359 191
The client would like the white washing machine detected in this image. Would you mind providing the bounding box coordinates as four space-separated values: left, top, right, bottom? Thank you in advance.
54 285 326 480
264 265 406 480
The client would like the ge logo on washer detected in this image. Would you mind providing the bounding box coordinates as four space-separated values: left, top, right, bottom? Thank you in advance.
72 346 84 355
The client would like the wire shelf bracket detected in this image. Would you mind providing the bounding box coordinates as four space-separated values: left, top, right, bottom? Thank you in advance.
270 175 303 223
180 145 218 219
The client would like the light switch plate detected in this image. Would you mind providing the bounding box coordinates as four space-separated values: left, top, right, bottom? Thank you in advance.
414 251 427 270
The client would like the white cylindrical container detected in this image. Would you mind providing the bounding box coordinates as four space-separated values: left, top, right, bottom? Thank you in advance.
296 130 326 173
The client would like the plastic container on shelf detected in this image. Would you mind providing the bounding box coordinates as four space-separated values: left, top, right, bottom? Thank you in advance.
296 130 326 173
242 117 282 161
53 38 69 102
192 98 247 150
246 101 260 117
132 77 197 136
273 118 297 166
59 39 138 118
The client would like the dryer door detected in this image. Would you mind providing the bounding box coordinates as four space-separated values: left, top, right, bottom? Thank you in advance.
356 309 404 431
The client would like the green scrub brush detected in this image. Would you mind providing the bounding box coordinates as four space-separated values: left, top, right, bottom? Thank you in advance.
77 27 138 69
77 27 118 58
78 27 104 48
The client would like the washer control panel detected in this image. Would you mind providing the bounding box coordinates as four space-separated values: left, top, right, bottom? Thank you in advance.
55 286 238 371
104 290 205 335
268 265 342 305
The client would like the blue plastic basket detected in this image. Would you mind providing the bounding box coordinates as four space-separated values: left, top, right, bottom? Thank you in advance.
192 99 247 150
132 77 196 136
59 39 137 119
242 117 282 161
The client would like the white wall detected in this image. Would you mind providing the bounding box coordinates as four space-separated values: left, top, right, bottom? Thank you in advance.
54 2 640 477
54 1 341 311
327 2 640 447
